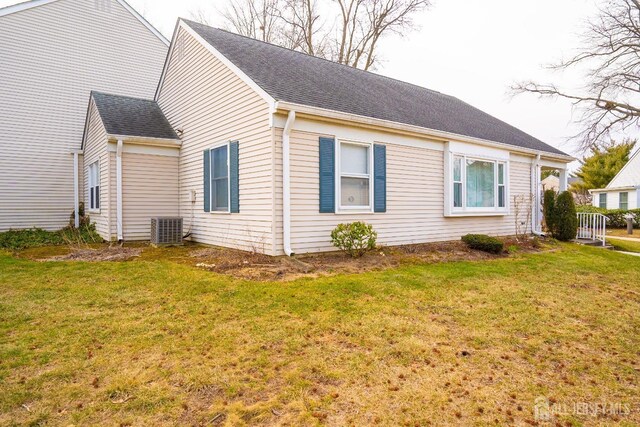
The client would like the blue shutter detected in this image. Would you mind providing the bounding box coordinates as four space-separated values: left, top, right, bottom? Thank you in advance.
374 144 386 213
203 149 211 212
229 141 240 213
319 137 335 213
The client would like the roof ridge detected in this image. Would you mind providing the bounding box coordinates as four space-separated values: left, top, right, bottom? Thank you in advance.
181 19 450 98
91 91 157 103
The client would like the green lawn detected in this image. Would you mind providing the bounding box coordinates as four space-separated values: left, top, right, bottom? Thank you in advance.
1 245 639 426
609 238 640 254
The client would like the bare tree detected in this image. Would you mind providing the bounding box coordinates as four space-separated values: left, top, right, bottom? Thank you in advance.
195 0 430 70
513 0 640 152
222 0 284 43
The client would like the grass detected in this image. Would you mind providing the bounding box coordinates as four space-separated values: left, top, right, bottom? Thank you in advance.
0 226 102 251
1 245 640 426
607 228 640 240
609 238 640 254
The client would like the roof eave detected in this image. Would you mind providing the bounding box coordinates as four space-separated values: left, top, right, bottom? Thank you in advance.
275 101 575 162
106 134 182 147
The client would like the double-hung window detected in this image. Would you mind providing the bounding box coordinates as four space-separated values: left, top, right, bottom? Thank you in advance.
338 141 372 211
88 161 100 211
620 192 628 210
599 193 607 209
210 144 229 212
450 154 508 214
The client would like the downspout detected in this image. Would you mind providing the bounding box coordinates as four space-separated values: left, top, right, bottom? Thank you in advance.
532 154 544 236
73 151 80 228
283 110 296 256
116 139 123 242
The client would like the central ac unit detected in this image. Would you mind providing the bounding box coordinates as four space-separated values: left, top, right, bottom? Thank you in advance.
151 217 183 246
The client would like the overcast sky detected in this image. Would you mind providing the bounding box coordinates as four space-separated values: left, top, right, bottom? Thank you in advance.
1 0 616 168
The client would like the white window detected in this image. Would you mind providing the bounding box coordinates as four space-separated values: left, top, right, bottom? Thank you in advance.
338 141 373 211
88 161 100 211
450 155 508 213
599 193 607 209
210 144 230 212
620 192 628 210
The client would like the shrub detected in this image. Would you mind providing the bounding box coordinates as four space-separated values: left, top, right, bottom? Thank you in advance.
554 191 578 241
0 224 102 251
461 234 504 254
330 222 378 258
543 190 557 234
576 206 640 229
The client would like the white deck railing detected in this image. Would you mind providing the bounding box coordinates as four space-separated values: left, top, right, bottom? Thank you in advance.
577 213 607 246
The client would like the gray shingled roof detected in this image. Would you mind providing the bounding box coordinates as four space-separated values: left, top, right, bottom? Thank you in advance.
184 20 567 157
91 92 179 140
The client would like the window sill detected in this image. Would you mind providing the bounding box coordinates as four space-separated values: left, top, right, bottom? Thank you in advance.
88 209 101 214
334 209 375 215
209 211 231 215
445 211 509 217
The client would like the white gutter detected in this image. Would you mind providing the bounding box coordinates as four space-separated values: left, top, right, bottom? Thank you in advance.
531 154 544 236
282 110 296 256
274 101 575 163
116 139 124 242
72 151 80 228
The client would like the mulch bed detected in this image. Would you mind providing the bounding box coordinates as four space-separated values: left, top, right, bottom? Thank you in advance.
19 236 546 281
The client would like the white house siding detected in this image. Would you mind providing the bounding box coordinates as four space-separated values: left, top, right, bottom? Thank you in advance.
157 28 275 254
608 150 640 189
120 152 180 240
81 100 110 239
0 0 168 232
277 126 533 255
592 190 638 210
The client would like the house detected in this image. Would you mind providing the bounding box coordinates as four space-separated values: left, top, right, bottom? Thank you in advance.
78 18 574 255
0 0 169 232
590 149 640 210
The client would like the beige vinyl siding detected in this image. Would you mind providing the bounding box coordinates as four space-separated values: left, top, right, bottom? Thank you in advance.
280 128 533 254
81 100 110 240
120 152 179 240
157 28 275 254
0 0 167 231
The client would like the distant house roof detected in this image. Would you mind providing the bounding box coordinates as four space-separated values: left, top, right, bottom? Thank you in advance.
182 19 568 157
91 92 179 140
0 0 169 45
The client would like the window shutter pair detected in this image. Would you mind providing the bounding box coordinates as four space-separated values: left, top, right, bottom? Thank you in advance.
203 141 240 213
318 137 386 213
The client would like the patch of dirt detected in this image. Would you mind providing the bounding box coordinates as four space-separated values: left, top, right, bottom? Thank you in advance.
18 236 548 280
48 246 143 262
187 237 546 281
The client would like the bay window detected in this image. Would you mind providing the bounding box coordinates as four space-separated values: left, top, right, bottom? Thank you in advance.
450 154 508 214
338 141 372 210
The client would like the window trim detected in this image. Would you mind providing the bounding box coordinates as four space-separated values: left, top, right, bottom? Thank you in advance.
336 139 374 213
619 192 628 210
208 141 231 214
447 153 509 216
88 160 100 213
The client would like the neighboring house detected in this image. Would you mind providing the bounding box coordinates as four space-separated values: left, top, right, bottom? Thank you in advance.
79 19 573 255
541 175 560 192
0 0 168 232
590 149 640 210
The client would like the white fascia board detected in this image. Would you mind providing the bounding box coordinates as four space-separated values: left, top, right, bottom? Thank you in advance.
156 20 277 113
0 0 58 17
106 134 182 147
275 102 575 163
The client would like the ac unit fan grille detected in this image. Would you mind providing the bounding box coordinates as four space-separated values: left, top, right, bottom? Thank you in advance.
151 217 183 245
